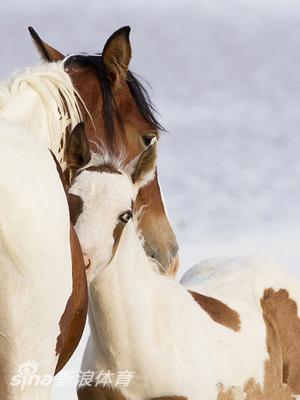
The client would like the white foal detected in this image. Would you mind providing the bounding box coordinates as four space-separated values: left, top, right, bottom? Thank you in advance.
0 63 87 398
66 130 300 399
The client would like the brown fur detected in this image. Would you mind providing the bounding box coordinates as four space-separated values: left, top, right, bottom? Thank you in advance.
217 288 300 399
131 140 157 185
151 397 188 400
112 222 126 258
261 288 300 395
55 226 88 373
50 150 88 374
85 164 122 175
102 26 132 90
166 254 180 277
189 290 241 332
64 122 91 185
77 385 187 400
68 193 84 226
29 27 179 275
28 26 64 62
78 385 126 400
217 379 293 400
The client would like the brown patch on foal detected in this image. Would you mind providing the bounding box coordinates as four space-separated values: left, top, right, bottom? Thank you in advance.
189 290 241 332
261 288 300 395
112 221 126 259
68 193 83 225
217 379 293 400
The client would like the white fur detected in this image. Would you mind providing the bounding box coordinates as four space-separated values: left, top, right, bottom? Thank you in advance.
0 62 82 158
0 63 83 398
0 120 72 399
71 163 300 399
69 169 135 283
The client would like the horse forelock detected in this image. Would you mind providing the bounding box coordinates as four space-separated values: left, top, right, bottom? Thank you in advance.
0 62 85 158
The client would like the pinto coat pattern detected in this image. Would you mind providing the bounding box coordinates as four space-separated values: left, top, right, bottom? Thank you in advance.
65 128 300 399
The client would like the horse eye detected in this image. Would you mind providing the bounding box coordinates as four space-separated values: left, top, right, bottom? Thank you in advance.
142 135 155 147
118 210 133 225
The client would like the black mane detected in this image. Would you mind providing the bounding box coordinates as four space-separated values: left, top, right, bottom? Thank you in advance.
64 54 164 147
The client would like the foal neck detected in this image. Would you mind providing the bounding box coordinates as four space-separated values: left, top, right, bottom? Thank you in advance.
85 221 157 371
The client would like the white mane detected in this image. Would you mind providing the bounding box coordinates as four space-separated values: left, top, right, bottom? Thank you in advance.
0 62 83 156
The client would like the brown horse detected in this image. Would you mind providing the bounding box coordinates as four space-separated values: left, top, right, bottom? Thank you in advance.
28 26 179 277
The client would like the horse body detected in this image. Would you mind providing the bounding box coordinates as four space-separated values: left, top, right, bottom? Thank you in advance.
0 63 87 396
0 120 73 399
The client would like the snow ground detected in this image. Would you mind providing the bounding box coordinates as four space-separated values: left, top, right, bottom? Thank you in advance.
1 0 300 398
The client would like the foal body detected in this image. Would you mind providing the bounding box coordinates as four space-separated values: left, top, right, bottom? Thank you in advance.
66 137 300 399
83 225 300 399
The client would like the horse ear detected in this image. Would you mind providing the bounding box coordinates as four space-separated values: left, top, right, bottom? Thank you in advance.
102 26 132 89
130 138 157 190
64 122 91 182
28 26 64 62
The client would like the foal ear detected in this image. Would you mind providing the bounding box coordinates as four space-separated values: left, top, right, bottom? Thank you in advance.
131 138 157 190
102 26 132 89
28 27 65 62
64 122 91 181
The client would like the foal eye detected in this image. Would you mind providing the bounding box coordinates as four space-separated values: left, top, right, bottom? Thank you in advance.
142 135 156 147
118 210 133 225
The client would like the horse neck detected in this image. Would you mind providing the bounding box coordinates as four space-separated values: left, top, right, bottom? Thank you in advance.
0 83 65 157
87 221 160 369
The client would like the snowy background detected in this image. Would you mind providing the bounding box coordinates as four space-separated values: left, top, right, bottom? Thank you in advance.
1 0 300 398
